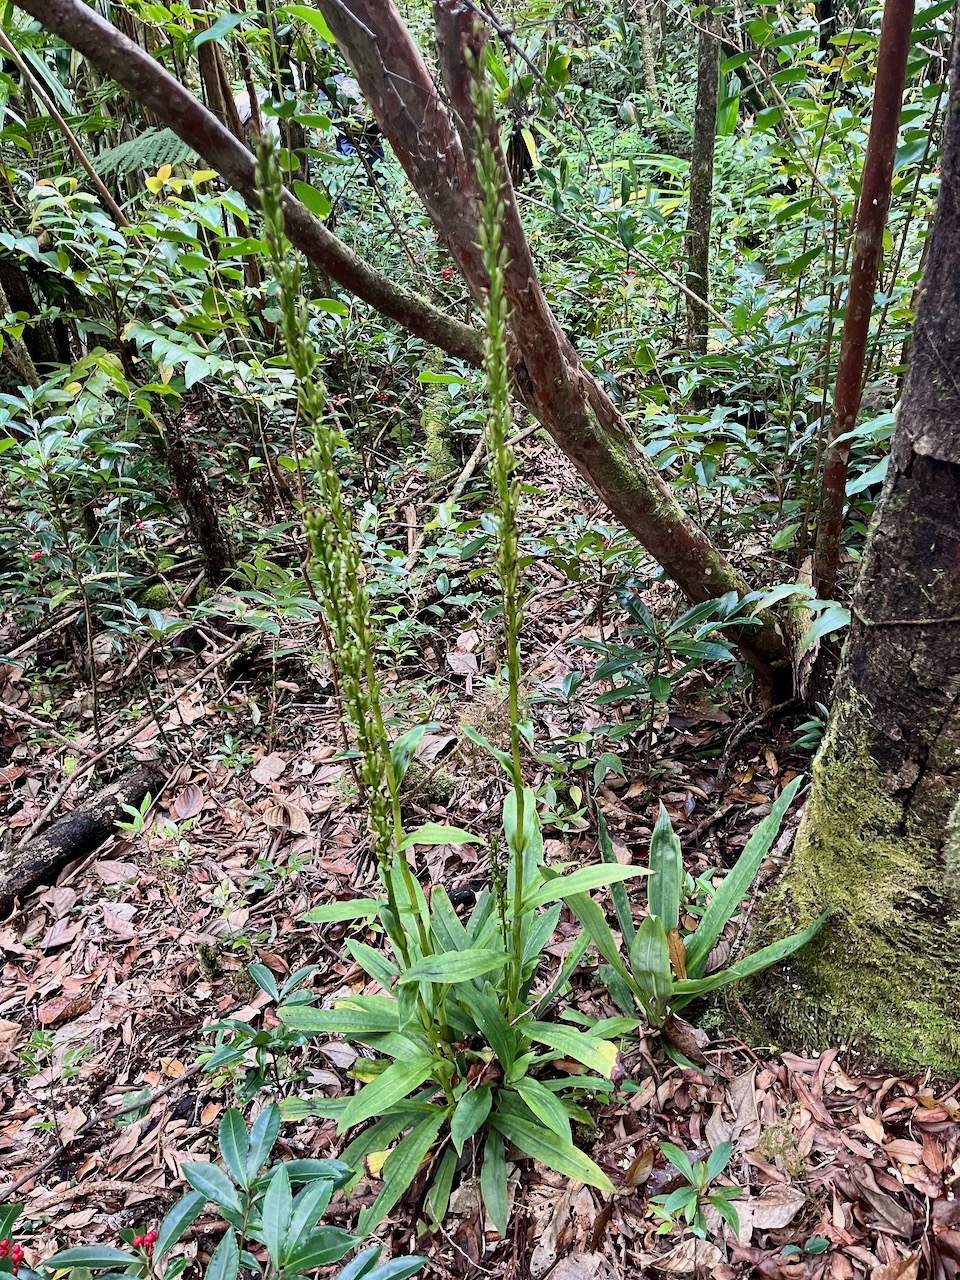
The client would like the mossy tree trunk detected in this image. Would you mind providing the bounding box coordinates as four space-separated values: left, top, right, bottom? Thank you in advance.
757 30 960 1073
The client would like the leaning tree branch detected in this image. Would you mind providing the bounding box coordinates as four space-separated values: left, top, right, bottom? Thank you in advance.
317 0 789 685
10 0 482 366
13 0 791 687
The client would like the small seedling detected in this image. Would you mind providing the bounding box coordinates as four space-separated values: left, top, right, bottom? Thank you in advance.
650 1139 742 1240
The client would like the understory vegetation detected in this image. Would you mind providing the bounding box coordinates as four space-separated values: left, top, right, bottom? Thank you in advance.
0 1 957 1278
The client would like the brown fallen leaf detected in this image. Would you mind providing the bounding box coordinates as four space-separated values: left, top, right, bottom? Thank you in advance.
251 752 288 784
647 1238 722 1273
93 859 139 885
171 783 205 820
263 800 311 835
39 917 82 950
37 993 93 1027
871 1256 919 1280
750 1183 807 1229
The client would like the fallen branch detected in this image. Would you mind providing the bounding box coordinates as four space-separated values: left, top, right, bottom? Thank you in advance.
1 763 163 916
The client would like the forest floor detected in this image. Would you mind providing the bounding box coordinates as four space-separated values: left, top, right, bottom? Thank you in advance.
0 438 956 1280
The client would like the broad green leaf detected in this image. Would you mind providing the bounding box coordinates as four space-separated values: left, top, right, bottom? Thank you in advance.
217 1110 250 1188
41 1248 139 1270
706 1140 733 1181
489 1111 613 1192
357 1112 446 1234
515 1077 571 1141
450 1084 493 1154
182 1162 244 1215
659 1140 696 1182
300 898 380 923
337 1247 426 1280
204 1227 239 1280
801 604 851 651
648 803 682 933
480 1131 509 1236
246 1103 281 1182
284 1224 357 1271
280 4 335 41
686 776 804 978
293 179 331 220
523 1019 619 1078
628 913 672 1027
338 1054 438 1130
260 1165 292 1268
672 912 831 1009
397 823 482 850
193 12 246 47
153 1191 207 1262
398 948 508 985
524 862 648 909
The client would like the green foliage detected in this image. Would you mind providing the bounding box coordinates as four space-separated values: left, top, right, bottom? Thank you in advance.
578 777 828 1030
650 1139 742 1240
242 65 660 1236
34 1105 422 1280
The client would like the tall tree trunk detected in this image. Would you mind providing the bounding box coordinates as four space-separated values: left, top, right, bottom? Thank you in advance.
755 22 960 1074
631 0 658 98
685 7 718 356
813 0 915 598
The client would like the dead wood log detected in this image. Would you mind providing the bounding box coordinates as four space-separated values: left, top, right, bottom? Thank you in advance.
1 763 163 916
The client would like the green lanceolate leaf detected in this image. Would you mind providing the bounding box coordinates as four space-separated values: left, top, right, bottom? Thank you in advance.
357 1112 446 1234
204 1227 239 1280
182 1162 244 1216
489 1111 613 1193
346 939 400 990
564 890 640 994
260 1165 293 1269
338 1054 439 1131
397 823 482 849
480 1131 509 1237
425 1147 457 1229
456 982 518 1068
217 1109 250 1188
515 1077 572 1141
599 810 635 945
523 1019 619 1078
246 1103 281 1181
648 803 682 934
524 862 648 910
40 1248 139 1271
300 898 381 924
389 724 429 786
153 1191 207 1262
671 910 831 1009
450 1084 494 1154
279 1002 399 1037
685 775 804 978
398 947 508 985
629 912 673 1027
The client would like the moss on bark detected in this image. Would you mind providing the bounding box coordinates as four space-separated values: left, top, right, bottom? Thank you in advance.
751 710 960 1074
